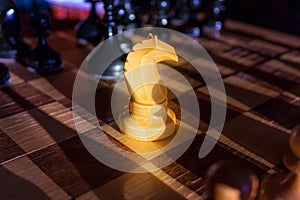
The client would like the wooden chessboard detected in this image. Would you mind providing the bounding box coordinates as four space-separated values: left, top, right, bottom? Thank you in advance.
0 19 300 199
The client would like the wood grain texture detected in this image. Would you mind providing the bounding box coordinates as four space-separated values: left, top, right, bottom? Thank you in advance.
0 19 299 199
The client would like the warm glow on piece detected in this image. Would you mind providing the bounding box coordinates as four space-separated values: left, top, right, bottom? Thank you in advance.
120 34 178 141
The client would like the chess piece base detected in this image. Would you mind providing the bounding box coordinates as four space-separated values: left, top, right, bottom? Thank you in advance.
26 43 63 75
0 35 17 60
119 100 176 141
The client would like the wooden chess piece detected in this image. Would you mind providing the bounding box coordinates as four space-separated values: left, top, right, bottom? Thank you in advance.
26 13 63 75
205 160 259 200
118 34 178 141
258 125 300 200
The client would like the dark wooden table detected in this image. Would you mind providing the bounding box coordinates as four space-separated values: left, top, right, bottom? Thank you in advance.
0 19 299 199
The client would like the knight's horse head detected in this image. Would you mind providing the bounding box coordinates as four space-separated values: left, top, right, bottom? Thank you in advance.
124 33 178 72
139 34 178 65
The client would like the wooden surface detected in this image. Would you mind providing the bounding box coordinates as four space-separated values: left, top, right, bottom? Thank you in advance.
0 19 300 199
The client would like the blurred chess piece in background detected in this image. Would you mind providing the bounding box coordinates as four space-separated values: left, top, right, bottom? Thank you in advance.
205 160 259 200
146 0 174 28
26 13 63 75
0 0 30 61
76 0 104 45
86 0 131 79
172 0 204 37
206 0 226 31
258 125 300 200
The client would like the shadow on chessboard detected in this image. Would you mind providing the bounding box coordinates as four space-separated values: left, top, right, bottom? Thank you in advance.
0 167 49 199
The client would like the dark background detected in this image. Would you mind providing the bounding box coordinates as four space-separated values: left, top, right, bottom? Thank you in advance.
226 0 300 35
14 0 300 36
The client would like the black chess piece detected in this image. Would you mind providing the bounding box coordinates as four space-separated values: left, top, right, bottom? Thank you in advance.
76 0 104 45
172 0 204 37
26 13 63 75
0 0 30 60
88 0 128 79
205 160 259 200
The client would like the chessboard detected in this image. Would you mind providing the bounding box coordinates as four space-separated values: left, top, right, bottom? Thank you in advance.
0 19 300 199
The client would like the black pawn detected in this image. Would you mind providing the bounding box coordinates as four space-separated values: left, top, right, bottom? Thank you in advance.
76 0 104 45
26 13 62 75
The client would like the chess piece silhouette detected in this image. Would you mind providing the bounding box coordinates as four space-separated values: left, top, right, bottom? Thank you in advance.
258 125 300 200
76 0 104 45
26 13 62 75
0 0 30 60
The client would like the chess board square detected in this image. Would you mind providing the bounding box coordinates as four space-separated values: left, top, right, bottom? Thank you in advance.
28 132 125 198
195 89 243 129
204 29 288 57
204 29 250 47
28 77 66 101
45 69 78 99
77 173 187 200
58 97 72 108
240 39 288 57
253 94 300 129
222 74 279 111
6 61 40 81
222 113 290 165
62 50 89 69
280 50 300 65
0 129 25 164
289 84 300 97
234 72 284 93
247 60 300 91
0 83 54 118
198 37 232 54
218 48 266 68
159 62 204 91
0 90 26 118
2 156 70 199
0 101 88 153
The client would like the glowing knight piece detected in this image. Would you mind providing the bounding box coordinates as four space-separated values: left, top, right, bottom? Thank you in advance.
120 34 178 141
124 34 178 105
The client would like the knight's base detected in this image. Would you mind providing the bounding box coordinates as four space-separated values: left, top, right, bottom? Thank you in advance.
119 108 176 142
